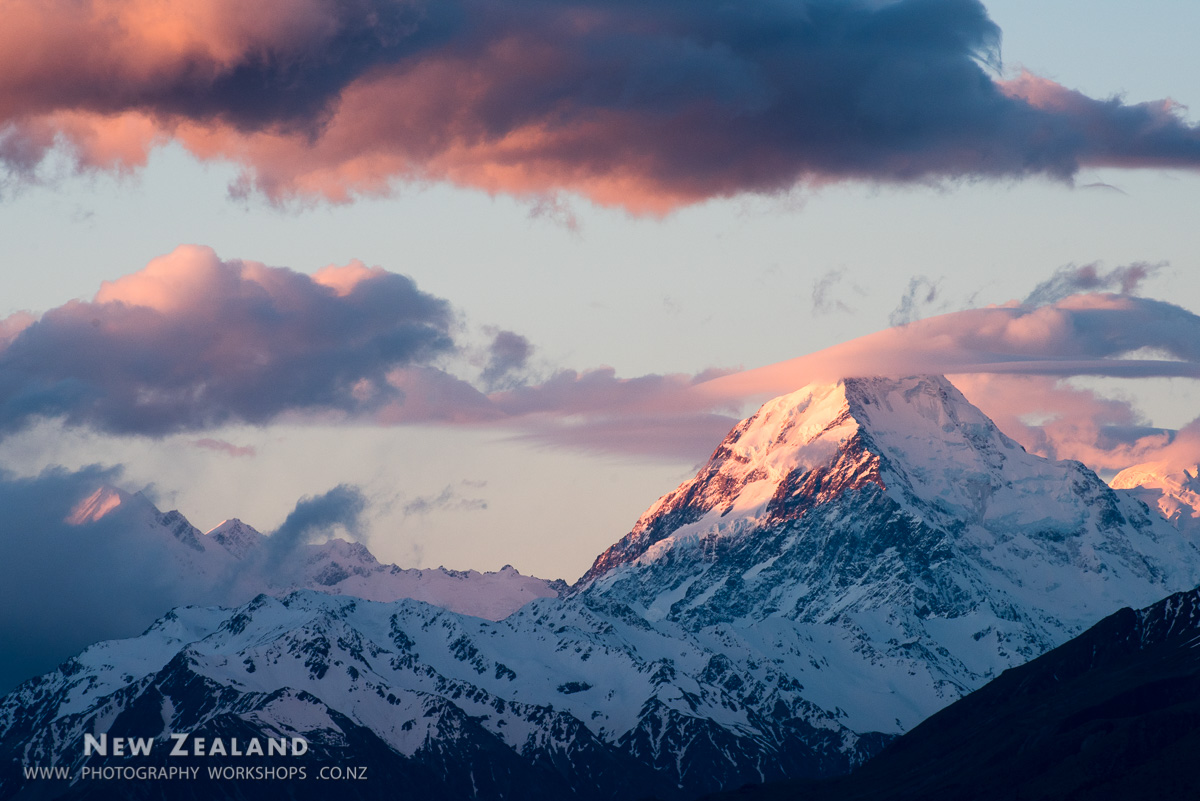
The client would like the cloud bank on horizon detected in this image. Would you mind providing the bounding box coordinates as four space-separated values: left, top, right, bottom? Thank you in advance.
0 467 373 693
2 249 1200 473
2 0 1199 211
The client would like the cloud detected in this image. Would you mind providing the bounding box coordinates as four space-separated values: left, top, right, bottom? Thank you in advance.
699 291 1200 406
5 248 1200 470
402 483 488 517
510 412 741 463
265 483 367 567
480 330 533 391
0 468 365 694
191 437 256 458
2 0 1200 211
889 275 945 326
0 246 453 434
0 466 226 693
1023 261 1161 306
0 247 737 461
527 194 581 232
811 268 862 316
951 373 1177 471
693 284 1200 471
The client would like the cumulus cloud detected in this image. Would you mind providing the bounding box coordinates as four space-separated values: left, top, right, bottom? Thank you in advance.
0 246 453 434
2 0 1199 211
0 247 737 462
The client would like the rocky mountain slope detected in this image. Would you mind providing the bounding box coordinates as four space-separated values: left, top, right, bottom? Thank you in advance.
708 584 1200 801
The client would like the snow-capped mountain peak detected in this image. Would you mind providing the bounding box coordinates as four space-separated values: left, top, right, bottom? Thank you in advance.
574 374 1200 731
1111 459 1200 533
64 485 160 525
579 375 1072 586
205 517 265 558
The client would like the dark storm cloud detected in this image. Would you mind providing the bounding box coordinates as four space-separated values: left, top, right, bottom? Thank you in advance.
2 0 1198 210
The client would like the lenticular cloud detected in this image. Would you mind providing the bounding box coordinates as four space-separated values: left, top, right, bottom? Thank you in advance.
2 0 1199 211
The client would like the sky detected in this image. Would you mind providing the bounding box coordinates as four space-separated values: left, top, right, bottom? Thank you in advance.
2 0 1200 599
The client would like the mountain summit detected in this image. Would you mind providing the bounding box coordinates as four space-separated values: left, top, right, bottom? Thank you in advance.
582 375 1035 584
584 375 1158 585
578 375 1200 728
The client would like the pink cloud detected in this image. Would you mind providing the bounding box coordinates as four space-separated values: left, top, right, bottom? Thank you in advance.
696 294 1200 406
687 291 1200 473
3 245 1200 474
0 245 453 434
3 1 1200 211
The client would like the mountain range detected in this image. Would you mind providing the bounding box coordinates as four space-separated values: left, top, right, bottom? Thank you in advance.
66 485 565 621
2 375 1197 800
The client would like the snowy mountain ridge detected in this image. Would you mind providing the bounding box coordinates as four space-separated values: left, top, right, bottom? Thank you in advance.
5 375 1200 800
64 488 564 621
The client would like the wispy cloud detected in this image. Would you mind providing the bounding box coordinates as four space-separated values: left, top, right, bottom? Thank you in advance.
811 268 864 316
2 1 1199 211
889 275 946 326
265 483 367 567
191 437 256 458
479 330 534 392
402 483 488 518
1023 262 1162 306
